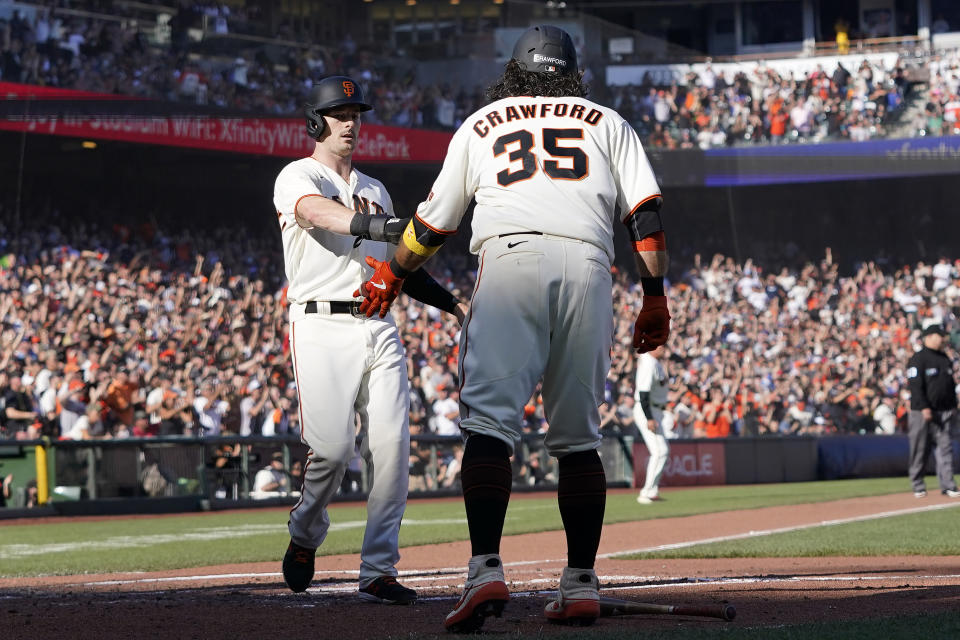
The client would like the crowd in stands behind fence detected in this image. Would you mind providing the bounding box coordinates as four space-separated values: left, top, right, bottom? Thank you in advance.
1 6 958 146
610 53 933 148
912 51 960 136
2 201 958 450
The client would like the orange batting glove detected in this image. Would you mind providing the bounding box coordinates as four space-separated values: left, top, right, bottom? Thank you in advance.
632 295 670 353
353 256 406 318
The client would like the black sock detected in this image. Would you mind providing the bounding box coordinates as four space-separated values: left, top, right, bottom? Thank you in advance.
460 434 512 556
558 449 606 569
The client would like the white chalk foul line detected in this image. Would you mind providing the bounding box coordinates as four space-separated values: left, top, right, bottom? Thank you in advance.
603 572 960 592
601 500 960 557
81 566 470 587
0 518 467 560
83 571 459 587
80 570 960 598
317 569 960 602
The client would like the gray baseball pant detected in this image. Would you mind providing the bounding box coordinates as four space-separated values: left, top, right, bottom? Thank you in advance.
907 409 958 493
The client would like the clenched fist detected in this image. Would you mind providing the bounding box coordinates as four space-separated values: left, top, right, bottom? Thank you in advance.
632 295 670 353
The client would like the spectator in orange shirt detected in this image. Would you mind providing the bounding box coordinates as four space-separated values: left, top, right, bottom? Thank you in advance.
769 110 789 144
104 368 139 430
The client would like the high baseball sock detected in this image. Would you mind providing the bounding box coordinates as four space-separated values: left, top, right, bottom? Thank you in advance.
557 449 606 569
460 434 512 557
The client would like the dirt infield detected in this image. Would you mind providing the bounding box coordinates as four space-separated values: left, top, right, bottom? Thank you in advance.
4 491 960 639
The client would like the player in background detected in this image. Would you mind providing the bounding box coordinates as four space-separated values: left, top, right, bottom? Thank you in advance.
353 26 671 631
274 75 467 603
634 344 670 504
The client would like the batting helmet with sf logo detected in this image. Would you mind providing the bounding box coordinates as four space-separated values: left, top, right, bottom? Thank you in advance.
304 75 373 140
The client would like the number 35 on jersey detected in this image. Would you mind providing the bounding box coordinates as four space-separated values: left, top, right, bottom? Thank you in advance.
473 101 603 187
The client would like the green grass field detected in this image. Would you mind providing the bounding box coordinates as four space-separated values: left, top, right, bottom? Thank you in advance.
628 506 960 558
0 476 949 577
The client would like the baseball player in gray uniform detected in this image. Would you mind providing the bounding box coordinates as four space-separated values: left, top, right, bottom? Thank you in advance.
634 345 670 504
275 75 466 603
353 26 671 631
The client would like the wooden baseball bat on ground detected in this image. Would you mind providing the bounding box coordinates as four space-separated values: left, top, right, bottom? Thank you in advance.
598 596 736 621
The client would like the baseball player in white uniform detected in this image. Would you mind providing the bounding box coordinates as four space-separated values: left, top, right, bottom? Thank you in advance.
634 345 670 504
353 26 672 631
275 76 466 604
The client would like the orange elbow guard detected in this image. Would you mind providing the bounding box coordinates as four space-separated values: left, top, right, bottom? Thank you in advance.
633 231 666 253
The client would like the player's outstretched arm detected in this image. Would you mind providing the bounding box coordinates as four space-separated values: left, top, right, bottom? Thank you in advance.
624 197 671 353
294 194 407 243
293 194 355 234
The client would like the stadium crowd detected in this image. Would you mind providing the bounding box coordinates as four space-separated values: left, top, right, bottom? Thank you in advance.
3 3 959 145
2 3 959 497
1 201 956 453
612 54 919 148
0 1 485 128
914 49 960 136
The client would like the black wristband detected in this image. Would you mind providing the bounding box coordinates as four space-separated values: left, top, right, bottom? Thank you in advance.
388 257 413 279
349 214 370 238
401 269 459 314
640 276 665 296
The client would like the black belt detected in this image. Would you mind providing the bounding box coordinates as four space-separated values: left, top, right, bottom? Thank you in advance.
304 300 363 315
498 231 543 238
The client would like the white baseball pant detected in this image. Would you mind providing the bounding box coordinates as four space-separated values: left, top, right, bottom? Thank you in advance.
286 306 410 586
634 405 669 499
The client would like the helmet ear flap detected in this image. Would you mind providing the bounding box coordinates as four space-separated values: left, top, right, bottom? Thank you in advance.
305 107 326 140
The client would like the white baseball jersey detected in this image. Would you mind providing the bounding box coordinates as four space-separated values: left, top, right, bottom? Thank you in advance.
273 157 394 303
414 96 660 261
634 353 668 418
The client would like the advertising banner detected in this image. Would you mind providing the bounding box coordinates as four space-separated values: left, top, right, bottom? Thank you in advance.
6 83 959 180
0 114 453 164
633 441 727 487
0 83 453 164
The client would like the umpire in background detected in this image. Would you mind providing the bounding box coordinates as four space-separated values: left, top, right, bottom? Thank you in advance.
906 324 960 498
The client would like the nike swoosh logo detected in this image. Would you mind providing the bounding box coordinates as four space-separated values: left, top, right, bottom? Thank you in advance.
507 241 527 248
453 583 478 609
371 280 387 290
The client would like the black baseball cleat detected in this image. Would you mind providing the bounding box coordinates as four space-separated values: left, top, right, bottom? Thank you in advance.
282 540 316 593
359 576 418 605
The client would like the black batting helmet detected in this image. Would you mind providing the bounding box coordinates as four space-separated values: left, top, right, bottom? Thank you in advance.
304 75 373 140
512 25 578 76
